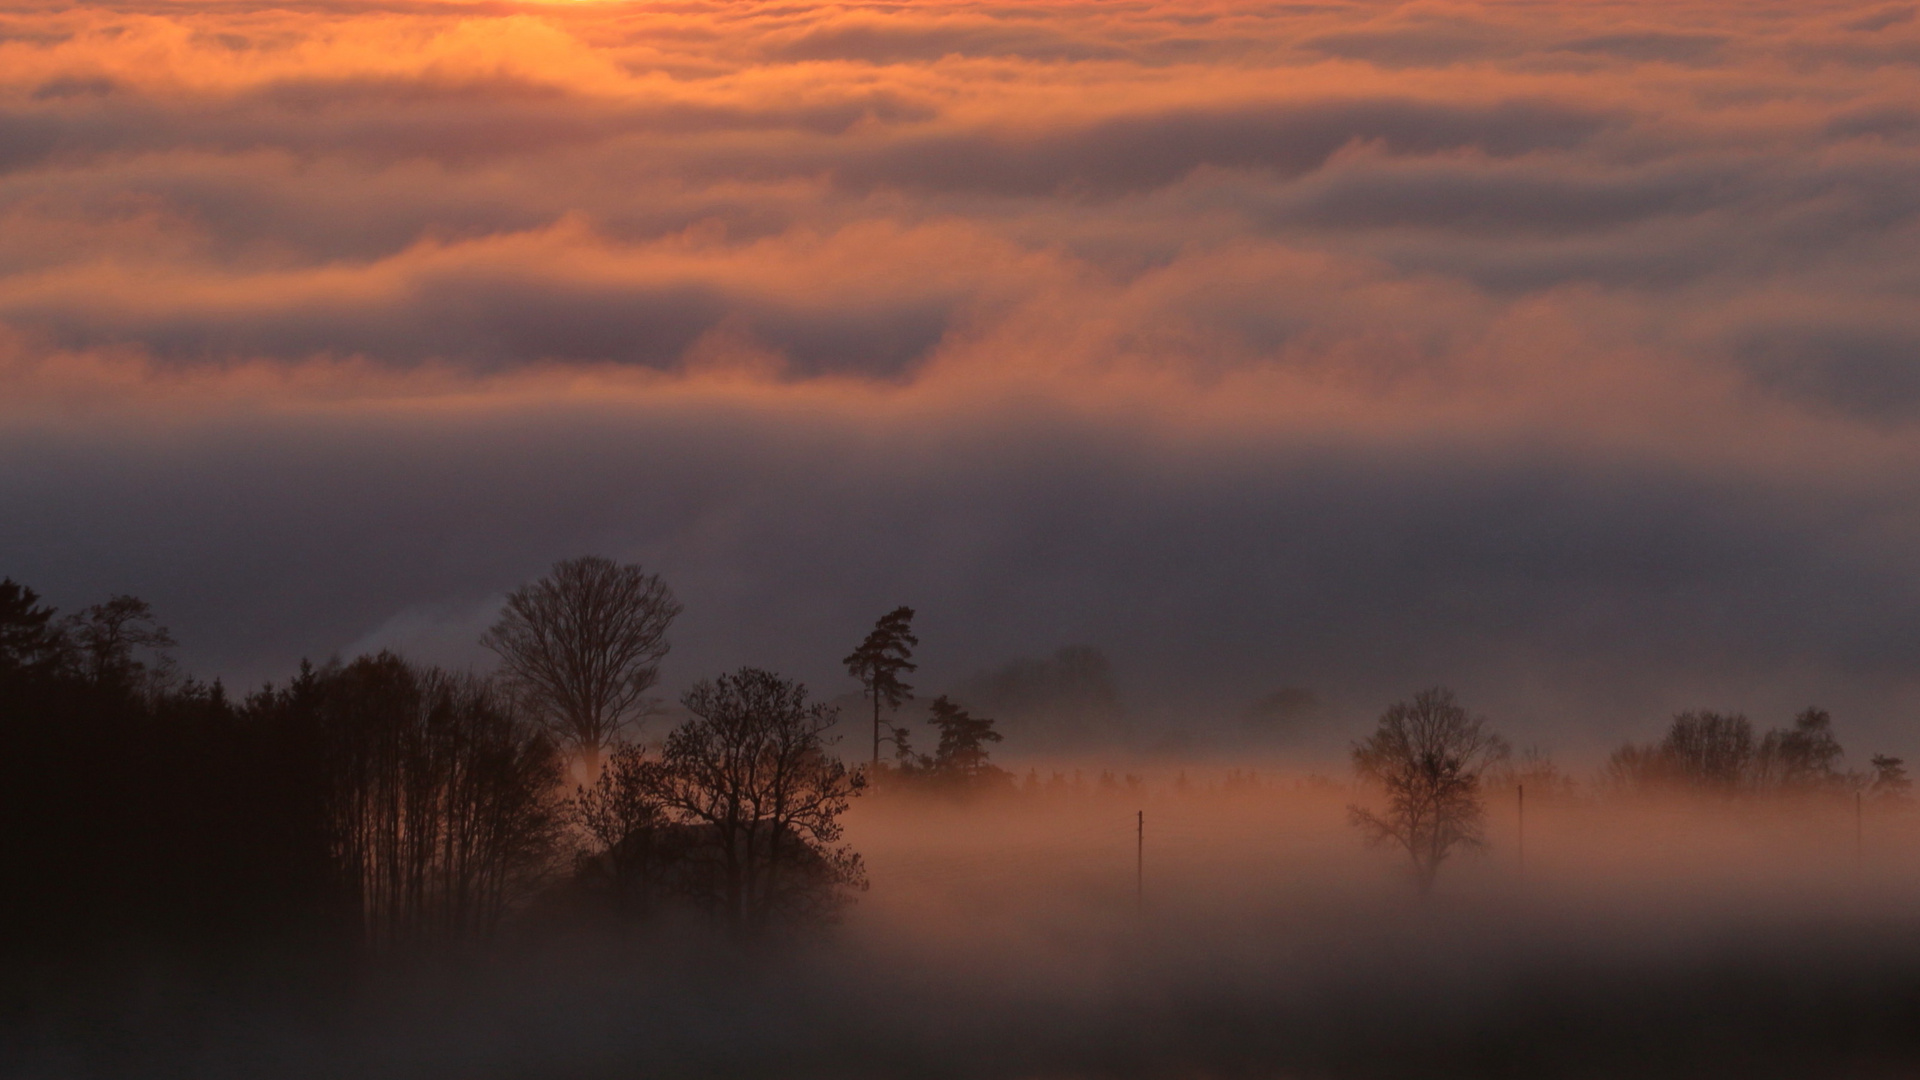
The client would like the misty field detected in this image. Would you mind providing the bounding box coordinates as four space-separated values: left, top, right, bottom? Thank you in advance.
14 767 1920 1079
10 0 1920 1073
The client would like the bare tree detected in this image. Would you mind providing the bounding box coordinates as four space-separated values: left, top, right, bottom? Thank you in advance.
643 668 866 933
1349 687 1508 895
573 741 666 856
482 556 683 771
64 594 176 691
570 741 673 915
1660 710 1755 790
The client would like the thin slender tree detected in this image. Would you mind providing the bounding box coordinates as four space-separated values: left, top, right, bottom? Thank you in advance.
481 556 682 774
843 606 917 768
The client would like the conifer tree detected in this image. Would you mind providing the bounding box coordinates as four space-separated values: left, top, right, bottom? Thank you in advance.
926 695 1002 781
843 606 917 768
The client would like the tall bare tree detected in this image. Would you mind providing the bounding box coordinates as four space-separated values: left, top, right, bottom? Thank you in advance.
482 556 683 771
1349 687 1508 895
843 606 917 768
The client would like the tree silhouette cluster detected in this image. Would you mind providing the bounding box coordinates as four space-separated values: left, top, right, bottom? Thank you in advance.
2 579 571 966
0 561 872 970
0 578 336 963
885 695 1012 792
1605 708 1907 798
839 609 1012 792
1345 693 1911 894
249 656 567 953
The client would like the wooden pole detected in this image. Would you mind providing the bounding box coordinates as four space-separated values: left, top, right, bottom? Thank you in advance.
1136 809 1144 911
1517 783 1525 875
1857 790 1864 867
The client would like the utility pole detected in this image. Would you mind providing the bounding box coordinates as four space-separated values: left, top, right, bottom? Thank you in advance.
1857 790 1864 867
1136 809 1144 912
1517 783 1525 876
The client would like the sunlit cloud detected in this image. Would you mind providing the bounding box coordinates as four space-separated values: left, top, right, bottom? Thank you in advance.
6 0 1920 743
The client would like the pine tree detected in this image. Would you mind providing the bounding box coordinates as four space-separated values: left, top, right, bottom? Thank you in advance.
843 606 917 768
926 695 1002 781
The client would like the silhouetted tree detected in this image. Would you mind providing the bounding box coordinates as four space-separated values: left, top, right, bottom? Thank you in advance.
643 668 866 932
889 722 919 769
1607 711 1756 793
262 654 566 953
571 740 671 914
1 585 338 963
1662 711 1755 789
0 578 68 681
574 741 666 854
1348 688 1508 895
1869 754 1912 802
844 606 917 768
1756 707 1844 790
64 593 176 691
924 695 1004 783
482 556 682 773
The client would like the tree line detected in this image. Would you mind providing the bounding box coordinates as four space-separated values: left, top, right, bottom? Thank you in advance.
0 559 1015 967
17 555 1899 949
1345 688 1912 894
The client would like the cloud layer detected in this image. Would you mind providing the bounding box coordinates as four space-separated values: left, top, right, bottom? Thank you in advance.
6 0 1920 751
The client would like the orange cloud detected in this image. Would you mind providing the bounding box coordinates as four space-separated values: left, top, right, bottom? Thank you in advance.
8 0 1920 724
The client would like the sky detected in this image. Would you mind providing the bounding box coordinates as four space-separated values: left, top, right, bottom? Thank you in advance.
4 0 1920 755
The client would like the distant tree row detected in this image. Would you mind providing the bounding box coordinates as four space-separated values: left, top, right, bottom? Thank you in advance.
0 592 576 961
1605 708 1909 799
1344 690 1911 895
2 579 330 960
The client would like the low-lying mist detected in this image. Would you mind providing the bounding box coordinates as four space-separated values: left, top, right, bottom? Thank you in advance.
16 759 1920 1079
